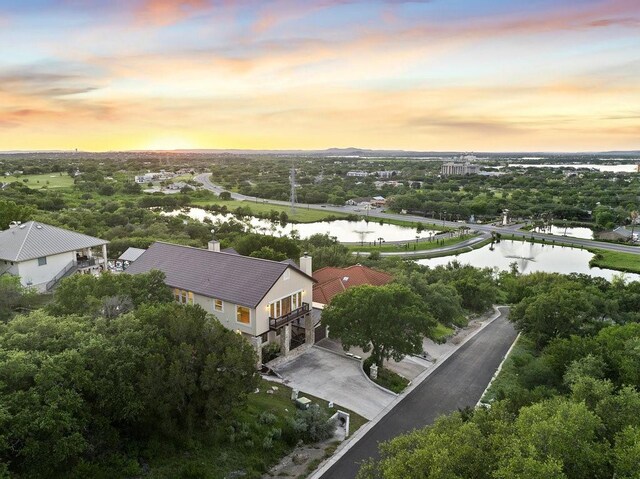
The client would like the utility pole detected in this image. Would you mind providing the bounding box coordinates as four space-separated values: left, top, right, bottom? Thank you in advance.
290 162 297 215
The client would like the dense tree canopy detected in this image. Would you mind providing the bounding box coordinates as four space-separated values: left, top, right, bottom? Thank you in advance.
0 274 259 478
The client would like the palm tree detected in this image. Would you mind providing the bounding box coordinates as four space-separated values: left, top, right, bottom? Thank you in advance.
631 210 639 242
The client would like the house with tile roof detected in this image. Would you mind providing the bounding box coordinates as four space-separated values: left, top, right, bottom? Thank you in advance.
312 264 393 306
126 242 316 364
0 221 109 292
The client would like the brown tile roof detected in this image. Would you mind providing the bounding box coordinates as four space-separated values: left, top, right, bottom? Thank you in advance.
126 242 314 308
313 264 393 304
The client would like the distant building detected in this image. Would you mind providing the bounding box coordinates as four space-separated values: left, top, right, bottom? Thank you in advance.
375 170 399 179
134 170 175 183
346 171 369 178
440 162 479 176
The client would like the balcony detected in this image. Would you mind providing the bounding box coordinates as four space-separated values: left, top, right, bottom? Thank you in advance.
269 302 310 330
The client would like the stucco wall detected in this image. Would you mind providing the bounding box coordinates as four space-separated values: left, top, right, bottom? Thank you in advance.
17 251 75 291
191 293 257 336
256 268 314 336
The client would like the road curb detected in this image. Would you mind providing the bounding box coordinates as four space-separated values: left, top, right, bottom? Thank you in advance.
308 305 509 479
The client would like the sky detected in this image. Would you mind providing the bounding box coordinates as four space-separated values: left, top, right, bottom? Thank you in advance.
0 0 639 152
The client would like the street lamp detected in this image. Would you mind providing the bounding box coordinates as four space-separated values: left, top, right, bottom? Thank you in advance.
442 211 446 227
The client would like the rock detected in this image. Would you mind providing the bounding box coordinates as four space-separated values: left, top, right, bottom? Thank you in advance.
266 390 274 394
271 386 279 391
292 453 308 465
225 471 247 479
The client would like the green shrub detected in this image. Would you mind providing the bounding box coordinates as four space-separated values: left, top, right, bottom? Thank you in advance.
288 405 336 443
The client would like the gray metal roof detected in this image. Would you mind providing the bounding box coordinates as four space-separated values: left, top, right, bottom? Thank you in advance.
118 247 147 262
0 221 108 262
126 242 314 308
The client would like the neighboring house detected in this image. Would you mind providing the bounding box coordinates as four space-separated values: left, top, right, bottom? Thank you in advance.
0 221 109 292
116 247 147 271
371 196 386 207
346 197 374 207
126 242 316 365
312 264 393 306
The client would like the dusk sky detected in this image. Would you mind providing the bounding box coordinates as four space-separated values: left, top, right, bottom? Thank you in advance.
1 0 639 152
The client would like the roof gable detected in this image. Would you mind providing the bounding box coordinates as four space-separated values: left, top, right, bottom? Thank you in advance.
0 221 108 262
126 242 312 308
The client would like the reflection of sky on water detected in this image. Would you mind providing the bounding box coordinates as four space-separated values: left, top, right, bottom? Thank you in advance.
531 225 593 240
164 208 438 243
417 240 639 282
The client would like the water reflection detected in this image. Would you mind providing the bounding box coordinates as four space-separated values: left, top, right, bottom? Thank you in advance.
164 207 439 243
417 240 639 282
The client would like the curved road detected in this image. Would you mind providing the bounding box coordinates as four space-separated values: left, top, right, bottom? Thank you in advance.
195 174 640 256
314 308 517 479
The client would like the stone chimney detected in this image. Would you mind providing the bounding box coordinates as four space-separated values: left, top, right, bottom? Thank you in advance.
300 252 312 276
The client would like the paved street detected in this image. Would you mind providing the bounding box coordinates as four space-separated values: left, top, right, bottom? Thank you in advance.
316 308 517 479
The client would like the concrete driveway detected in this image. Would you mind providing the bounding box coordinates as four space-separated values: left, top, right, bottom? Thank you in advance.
273 347 396 420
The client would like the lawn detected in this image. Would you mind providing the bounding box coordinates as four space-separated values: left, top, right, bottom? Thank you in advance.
349 234 477 253
431 323 455 344
589 249 640 274
2 173 74 189
190 198 351 223
146 378 366 479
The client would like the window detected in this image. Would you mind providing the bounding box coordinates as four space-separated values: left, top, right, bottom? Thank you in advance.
37 256 47 266
214 299 223 312
267 290 304 319
237 306 250 325
174 288 194 305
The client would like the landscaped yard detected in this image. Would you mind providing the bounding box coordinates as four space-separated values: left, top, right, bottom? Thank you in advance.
3 173 74 189
146 379 366 479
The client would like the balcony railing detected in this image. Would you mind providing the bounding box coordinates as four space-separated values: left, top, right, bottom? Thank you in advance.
269 302 310 330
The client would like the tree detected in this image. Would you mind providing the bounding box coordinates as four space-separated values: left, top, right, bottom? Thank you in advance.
0 200 34 230
629 210 638 240
0 275 36 322
322 284 435 367
509 285 601 349
218 191 232 200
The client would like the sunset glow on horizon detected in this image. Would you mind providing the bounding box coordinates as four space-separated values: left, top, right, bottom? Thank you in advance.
1 0 639 152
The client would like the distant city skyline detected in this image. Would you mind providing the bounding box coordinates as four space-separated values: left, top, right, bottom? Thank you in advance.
1 0 639 152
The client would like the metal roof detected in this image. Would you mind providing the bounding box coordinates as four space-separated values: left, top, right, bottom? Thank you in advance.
0 221 108 262
117 247 147 262
126 242 314 308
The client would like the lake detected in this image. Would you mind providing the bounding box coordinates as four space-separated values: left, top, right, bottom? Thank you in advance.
532 225 594 240
164 207 439 243
508 163 639 173
417 240 639 282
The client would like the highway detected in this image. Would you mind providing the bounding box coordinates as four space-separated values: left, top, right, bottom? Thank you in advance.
195 174 640 256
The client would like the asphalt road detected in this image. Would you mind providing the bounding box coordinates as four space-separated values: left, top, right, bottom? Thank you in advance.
195 174 640 256
317 308 517 479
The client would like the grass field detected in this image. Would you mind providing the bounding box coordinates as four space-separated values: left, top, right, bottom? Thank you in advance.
191 198 350 223
349 234 476 252
589 249 640 274
3 173 74 189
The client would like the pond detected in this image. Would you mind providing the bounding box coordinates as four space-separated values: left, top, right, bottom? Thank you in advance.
164 208 440 243
416 240 640 282
531 225 594 240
